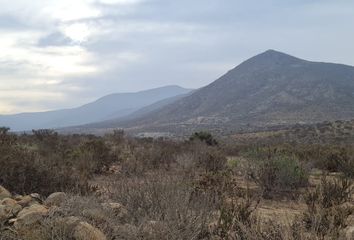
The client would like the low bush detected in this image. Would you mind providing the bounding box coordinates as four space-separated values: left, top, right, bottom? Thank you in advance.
190 131 218 146
302 176 354 238
250 154 309 198
107 172 213 239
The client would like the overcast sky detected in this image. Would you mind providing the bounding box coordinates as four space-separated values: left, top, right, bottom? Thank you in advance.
0 0 353 114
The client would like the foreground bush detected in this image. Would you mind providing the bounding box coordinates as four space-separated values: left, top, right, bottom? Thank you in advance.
0 130 117 196
301 176 354 238
250 153 309 198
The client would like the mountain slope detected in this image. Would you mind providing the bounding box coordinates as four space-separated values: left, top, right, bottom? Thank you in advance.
92 50 354 134
0 85 192 131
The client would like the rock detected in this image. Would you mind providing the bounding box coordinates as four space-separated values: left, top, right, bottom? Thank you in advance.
16 195 39 207
8 218 17 225
0 198 22 215
73 221 107 240
44 192 66 207
0 205 13 222
30 193 43 203
13 194 23 200
0 186 11 200
344 226 354 240
101 202 128 220
1 198 16 206
52 216 81 233
14 204 48 228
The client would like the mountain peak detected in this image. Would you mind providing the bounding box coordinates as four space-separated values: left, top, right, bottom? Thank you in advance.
260 49 298 58
238 49 305 70
256 49 302 61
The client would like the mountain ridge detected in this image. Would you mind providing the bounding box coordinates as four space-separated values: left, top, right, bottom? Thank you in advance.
84 50 354 135
0 85 192 131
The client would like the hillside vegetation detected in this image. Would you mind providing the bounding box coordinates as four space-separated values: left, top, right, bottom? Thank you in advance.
1 125 354 239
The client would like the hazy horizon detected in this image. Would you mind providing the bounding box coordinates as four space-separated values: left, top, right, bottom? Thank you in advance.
1 0 354 114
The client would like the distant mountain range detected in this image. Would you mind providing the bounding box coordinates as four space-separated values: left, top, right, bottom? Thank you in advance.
81 50 354 135
0 86 192 131
3 50 354 135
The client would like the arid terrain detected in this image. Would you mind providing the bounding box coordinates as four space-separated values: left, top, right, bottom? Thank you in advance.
1 124 353 240
1 1 353 239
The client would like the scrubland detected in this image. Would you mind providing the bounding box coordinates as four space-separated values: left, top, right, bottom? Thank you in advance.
0 127 353 239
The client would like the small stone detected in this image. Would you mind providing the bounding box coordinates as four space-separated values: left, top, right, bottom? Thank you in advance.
17 195 39 207
30 193 43 203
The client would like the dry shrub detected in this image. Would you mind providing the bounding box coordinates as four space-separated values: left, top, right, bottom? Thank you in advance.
211 190 292 240
119 139 183 176
301 176 354 238
192 144 227 173
0 130 120 196
0 144 89 196
107 172 213 240
250 153 309 198
321 147 354 178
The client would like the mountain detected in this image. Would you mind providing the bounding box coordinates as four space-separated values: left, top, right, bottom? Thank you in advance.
88 50 354 135
0 85 192 131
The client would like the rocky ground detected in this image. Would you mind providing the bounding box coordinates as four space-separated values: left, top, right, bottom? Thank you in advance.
0 186 112 240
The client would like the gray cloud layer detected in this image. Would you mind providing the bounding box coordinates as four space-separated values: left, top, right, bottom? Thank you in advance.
0 0 353 113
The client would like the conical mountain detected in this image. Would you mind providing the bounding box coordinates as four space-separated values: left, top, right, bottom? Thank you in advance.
87 50 354 133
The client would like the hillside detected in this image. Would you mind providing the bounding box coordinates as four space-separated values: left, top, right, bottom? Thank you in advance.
0 86 191 131
87 50 354 135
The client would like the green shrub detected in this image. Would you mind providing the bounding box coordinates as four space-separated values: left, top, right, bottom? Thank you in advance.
252 154 309 198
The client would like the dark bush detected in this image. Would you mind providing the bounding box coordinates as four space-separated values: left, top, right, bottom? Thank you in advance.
190 131 218 146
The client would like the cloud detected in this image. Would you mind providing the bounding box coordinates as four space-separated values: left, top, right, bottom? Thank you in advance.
0 0 353 114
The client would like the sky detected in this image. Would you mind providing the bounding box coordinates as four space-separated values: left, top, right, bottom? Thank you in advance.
0 0 353 114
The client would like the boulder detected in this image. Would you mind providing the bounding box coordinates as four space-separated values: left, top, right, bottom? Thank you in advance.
73 221 107 240
44 192 66 207
0 186 11 200
14 204 48 228
16 195 39 207
0 198 22 215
